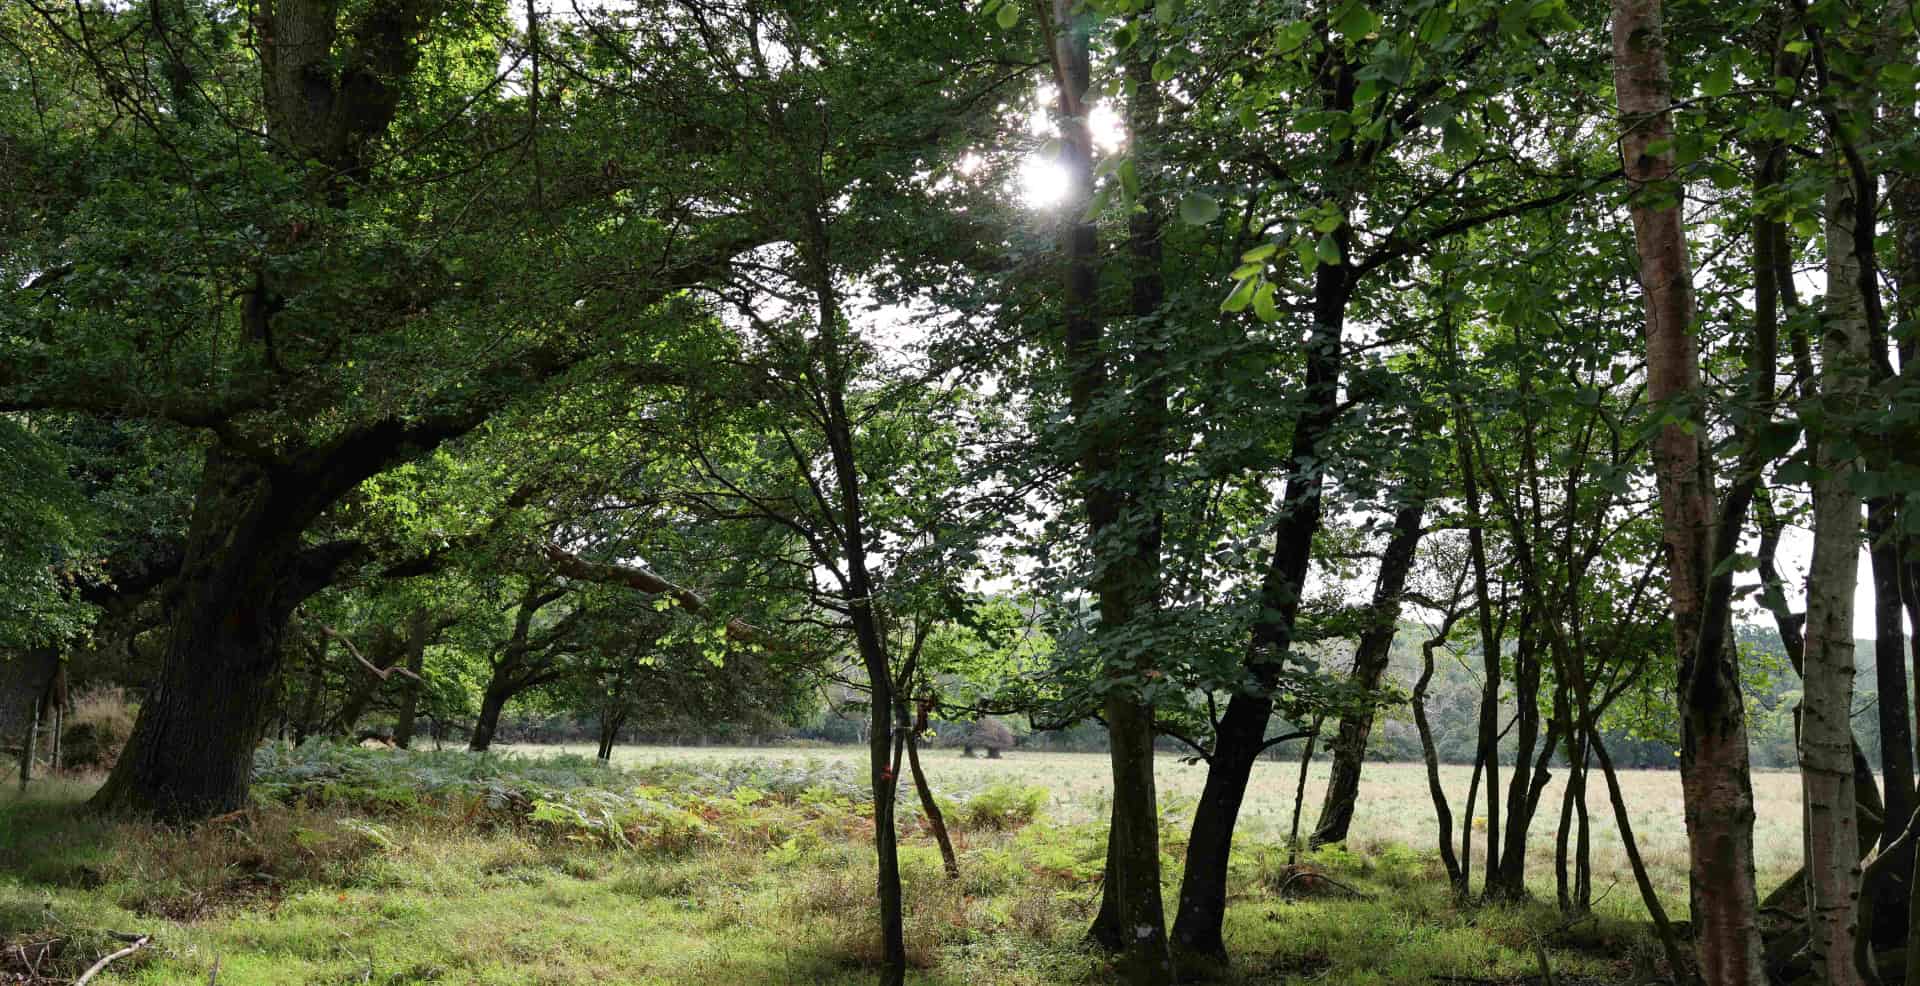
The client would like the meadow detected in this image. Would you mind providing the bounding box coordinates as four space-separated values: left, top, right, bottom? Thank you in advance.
529 744 1809 897
0 743 1806 985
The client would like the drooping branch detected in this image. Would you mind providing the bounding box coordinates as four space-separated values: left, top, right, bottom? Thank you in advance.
542 544 776 648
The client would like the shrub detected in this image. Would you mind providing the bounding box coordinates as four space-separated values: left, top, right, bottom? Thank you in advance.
59 688 136 771
955 781 1047 831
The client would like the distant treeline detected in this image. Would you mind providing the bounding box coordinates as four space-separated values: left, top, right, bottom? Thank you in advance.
466 622 1856 773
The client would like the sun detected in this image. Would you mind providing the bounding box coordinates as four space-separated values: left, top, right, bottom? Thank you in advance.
1016 97 1129 209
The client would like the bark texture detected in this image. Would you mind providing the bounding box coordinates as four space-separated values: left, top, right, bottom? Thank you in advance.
1611 0 1767 980
1800 168 1871 986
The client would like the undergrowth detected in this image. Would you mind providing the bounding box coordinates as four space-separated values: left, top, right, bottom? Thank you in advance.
0 744 1661 985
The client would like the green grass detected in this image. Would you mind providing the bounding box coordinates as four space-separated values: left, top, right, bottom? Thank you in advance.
0 744 1755 984
514 743 1806 895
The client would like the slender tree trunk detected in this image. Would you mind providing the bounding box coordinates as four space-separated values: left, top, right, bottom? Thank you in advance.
1312 495 1428 846
1800 164 1872 986
1174 268 1350 960
294 636 328 746
1894 60 1920 986
1413 631 1466 893
1591 728 1690 979
1495 626 1546 899
905 726 959 879
1612 0 1767 979
18 697 37 790
1866 498 1915 944
1454 396 1502 893
393 616 429 750
1172 46 1355 959
1287 718 1323 864
1040 8 1171 979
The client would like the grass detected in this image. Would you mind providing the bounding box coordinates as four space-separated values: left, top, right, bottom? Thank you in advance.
515 744 1807 897
0 743 1794 985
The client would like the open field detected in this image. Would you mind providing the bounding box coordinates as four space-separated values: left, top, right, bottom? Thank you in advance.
510 744 1809 896
0 744 1804 985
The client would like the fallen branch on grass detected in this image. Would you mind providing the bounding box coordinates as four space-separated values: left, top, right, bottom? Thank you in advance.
72 934 149 985
1274 870 1373 900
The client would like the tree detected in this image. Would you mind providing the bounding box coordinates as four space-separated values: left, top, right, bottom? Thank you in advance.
1611 0 1767 978
2 0 778 818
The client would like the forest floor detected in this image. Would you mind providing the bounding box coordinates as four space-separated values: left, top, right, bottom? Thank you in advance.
0 744 1797 985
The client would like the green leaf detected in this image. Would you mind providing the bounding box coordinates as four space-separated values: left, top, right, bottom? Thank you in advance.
1252 281 1280 322
996 1 1020 29
1416 8 1454 44
1221 277 1257 312
1151 58 1177 83
1155 0 1178 23
1334 1 1379 39
1231 262 1264 279
1119 158 1139 200
1702 58 1733 97
1241 242 1279 263
1083 185 1113 221
1178 192 1221 225
1295 237 1320 273
1315 235 1342 266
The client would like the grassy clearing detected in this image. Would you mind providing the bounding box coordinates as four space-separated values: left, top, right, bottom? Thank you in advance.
518 744 1806 897
0 744 1764 985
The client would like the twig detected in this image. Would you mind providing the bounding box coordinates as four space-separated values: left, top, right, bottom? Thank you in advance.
72 934 149 985
1275 870 1373 900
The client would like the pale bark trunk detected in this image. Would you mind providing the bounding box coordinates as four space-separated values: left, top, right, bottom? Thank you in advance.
1800 169 1871 986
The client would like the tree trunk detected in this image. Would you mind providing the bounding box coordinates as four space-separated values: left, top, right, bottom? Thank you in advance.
1866 497 1915 942
1287 718 1323 864
1611 0 1768 979
92 449 335 818
1171 44 1355 959
1494 626 1547 899
1173 265 1349 961
393 614 429 750
18 697 37 790
1082 22 1175 982
1456 400 1502 895
1311 495 1428 847
1591 728 1690 980
1800 166 1872 986
905 725 959 879
469 682 510 753
293 636 329 746
1413 630 1466 892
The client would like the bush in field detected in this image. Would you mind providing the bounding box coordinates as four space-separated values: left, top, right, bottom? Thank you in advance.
59 687 136 771
957 718 1014 758
949 781 1047 831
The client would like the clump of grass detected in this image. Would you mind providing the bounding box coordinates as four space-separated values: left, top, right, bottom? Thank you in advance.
945 781 1048 831
57 688 136 773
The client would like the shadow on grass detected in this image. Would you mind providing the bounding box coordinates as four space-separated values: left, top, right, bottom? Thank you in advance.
0 779 117 894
